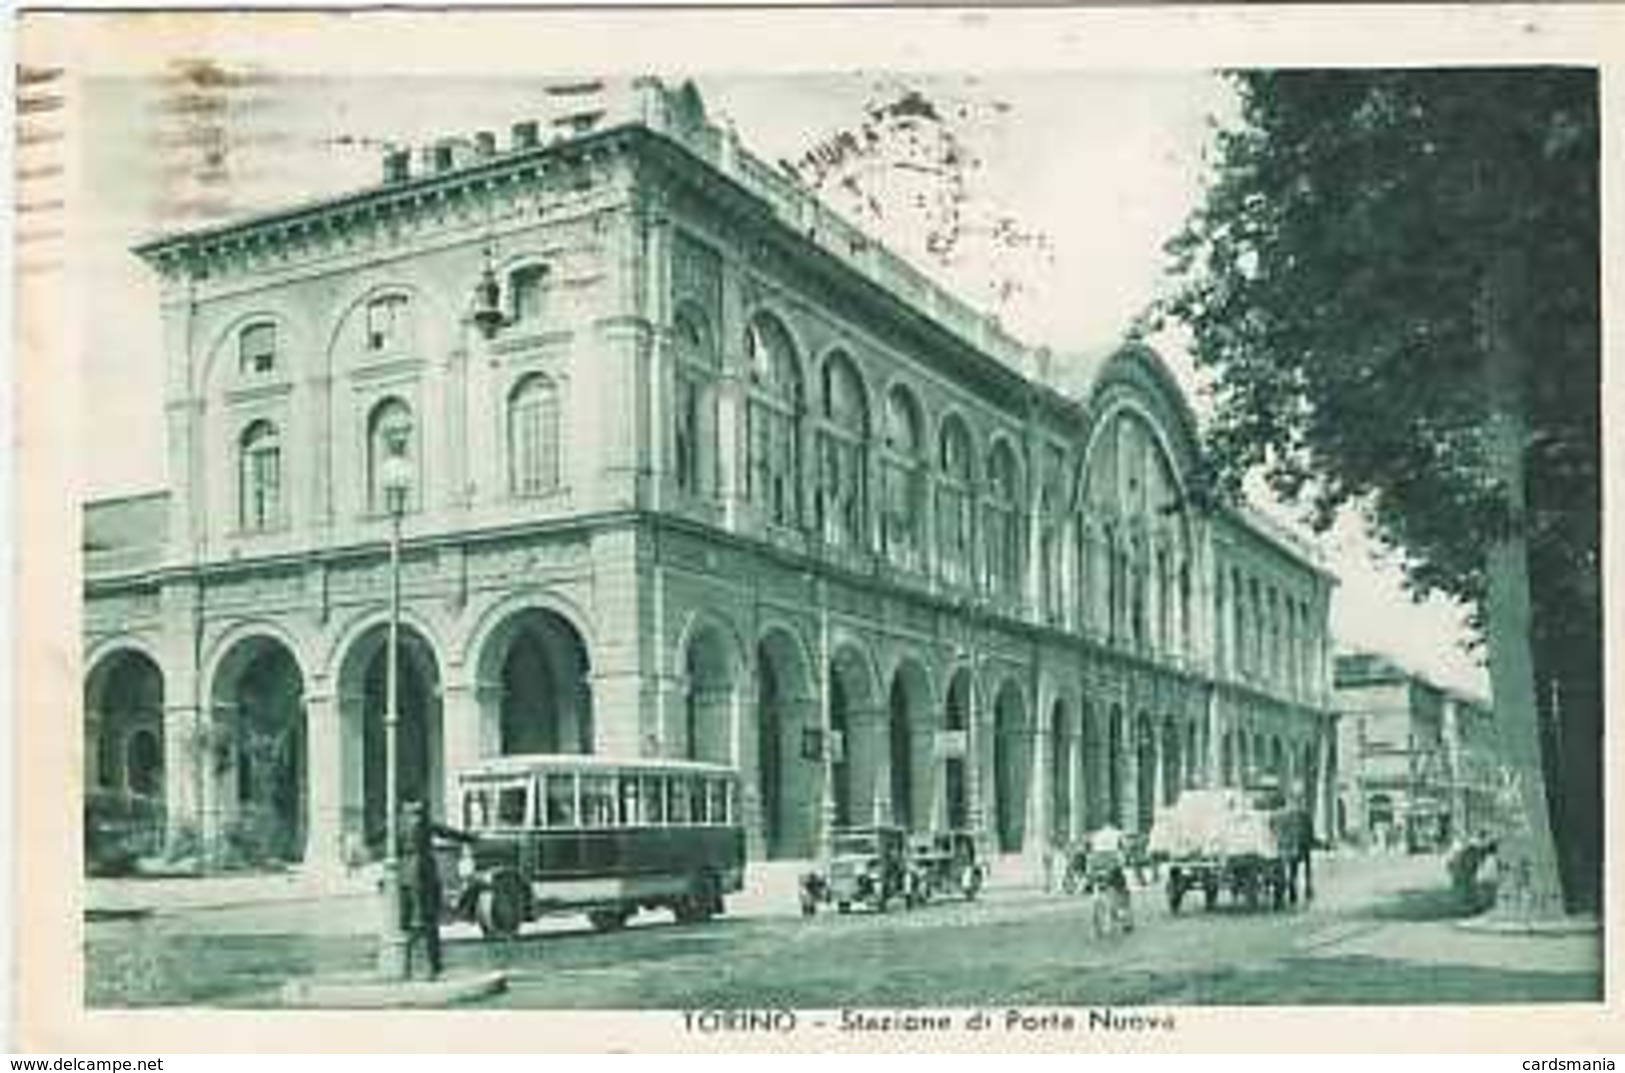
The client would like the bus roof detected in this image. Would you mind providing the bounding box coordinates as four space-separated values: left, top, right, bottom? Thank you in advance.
456 753 739 781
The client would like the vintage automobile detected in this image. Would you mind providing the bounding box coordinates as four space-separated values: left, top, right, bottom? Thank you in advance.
800 825 912 915
907 830 986 903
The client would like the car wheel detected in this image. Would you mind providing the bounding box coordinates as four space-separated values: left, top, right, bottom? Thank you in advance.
836 901 851 915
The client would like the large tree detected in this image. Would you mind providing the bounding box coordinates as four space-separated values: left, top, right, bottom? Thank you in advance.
1157 69 1600 915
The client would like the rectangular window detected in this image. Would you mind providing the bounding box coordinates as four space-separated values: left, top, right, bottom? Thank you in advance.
668 778 692 824
618 775 643 826
642 776 665 824
366 295 410 351
510 266 546 323
496 785 529 826
581 776 616 827
463 788 493 830
545 773 578 827
240 323 277 375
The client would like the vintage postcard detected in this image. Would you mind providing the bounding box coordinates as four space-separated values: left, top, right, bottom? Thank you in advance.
11 3 1621 1053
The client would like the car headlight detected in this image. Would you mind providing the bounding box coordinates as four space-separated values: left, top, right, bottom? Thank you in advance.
457 845 476 880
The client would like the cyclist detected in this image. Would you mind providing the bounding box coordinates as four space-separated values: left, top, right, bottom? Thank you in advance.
1085 823 1133 934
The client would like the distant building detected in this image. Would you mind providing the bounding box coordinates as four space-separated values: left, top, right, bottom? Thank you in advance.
84 77 1339 876
1333 650 1499 850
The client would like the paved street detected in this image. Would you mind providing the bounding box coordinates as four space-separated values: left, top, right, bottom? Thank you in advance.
84 851 1601 1008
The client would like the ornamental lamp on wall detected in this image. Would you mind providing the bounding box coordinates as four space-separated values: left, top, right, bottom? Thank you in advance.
471 245 507 340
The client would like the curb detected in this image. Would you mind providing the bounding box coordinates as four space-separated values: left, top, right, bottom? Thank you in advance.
280 970 508 1009
1454 913 1600 937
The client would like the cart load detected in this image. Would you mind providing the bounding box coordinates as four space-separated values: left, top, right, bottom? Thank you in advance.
1149 787 1299 913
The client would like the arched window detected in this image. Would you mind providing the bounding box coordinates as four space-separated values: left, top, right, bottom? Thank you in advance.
880 384 926 571
816 350 869 549
985 440 1024 607
673 309 719 499
366 397 416 514
508 374 562 497
238 420 282 531
744 314 803 528
239 322 278 376
1039 447 1066 625
936 415 975 587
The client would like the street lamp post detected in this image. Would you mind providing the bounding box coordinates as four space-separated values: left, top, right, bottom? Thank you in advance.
376 422 414 980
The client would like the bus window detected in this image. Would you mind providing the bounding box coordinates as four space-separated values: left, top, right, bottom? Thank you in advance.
725 781 737 825
618 775 642 825
707 780 727 825
668 777 691 824
642 776 665 824
546 774 577 827
692 779 710 824
464 788 493 830
497 784 529 826
582 776 616 827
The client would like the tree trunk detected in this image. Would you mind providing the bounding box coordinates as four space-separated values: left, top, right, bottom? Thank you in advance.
1478 250 1567 922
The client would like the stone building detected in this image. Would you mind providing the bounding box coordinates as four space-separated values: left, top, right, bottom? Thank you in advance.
1333 650 1498 851
83 78 1338 875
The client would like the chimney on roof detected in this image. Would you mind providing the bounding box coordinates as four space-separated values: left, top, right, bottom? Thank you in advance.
474 130 497 158
511 120 540 150
382 148 411 184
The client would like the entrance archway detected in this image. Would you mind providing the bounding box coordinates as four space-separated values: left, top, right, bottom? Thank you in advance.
830 644 880 827
757 629 814 859
992 679 1028 852
478 608 594 756
209 636 307 867
1108 705 1126 825
337 624 442 858
1161 716 1181 806
1135 712 1157 831
1080 701 1102 830
887 659 933 831
943 669 973 830
84 649 167 867
1049 699 1072 847
680 622 736 764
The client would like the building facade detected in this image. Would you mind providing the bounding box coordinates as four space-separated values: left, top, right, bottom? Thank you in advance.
83 78 1338 875
1333 650 1499 851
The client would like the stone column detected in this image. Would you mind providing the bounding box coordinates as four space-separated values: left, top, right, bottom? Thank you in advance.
302 685 345 879
438 677 485 819
1024 716 1048 860
847 706 888 827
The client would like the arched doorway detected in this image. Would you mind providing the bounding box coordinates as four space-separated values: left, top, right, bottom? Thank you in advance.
757 629 815 859
210 636 307 867
337 624 442 859
993 679 1028 852
1270 736 1285 783
1135 712 1157 831
830 644 879 827
888 660 933 831
1108 704 1125 825
1049 699 1072 847
480 608 593 756
1080 701 1102 830
1161 716 1181 806
84 649 167 868
681 623 736 764
943 670 973 830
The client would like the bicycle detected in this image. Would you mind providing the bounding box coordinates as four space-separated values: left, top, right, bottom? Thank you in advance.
1085 864 1134 938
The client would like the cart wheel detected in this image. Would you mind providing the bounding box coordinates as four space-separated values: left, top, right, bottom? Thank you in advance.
836 901 851 915
588 907 631 932
1167 874 1185 915
1203 881 1219 911
964 867 984 901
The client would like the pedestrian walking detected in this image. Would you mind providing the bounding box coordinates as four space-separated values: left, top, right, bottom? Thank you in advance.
399 800 475 980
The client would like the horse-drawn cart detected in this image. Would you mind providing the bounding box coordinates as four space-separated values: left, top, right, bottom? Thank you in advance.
1149 786 1310 914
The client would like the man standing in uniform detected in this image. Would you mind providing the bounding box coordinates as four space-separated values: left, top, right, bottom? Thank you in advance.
399 800 475 980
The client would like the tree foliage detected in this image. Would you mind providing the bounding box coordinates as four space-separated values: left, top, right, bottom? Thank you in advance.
1157 68 1600 910
1160 68 1597 614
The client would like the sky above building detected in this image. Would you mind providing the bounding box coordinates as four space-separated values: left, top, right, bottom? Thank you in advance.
75 68 1490 696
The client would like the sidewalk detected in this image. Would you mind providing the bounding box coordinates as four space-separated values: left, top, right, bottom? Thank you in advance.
86 866 377 916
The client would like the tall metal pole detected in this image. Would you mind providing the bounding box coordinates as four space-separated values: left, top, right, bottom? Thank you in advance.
377 496 407 979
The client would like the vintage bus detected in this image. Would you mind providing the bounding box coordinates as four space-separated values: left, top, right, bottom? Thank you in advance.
442 754 746 938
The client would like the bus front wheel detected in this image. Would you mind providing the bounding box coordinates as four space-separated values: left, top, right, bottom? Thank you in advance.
476 876 524 939
588 907 632 933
